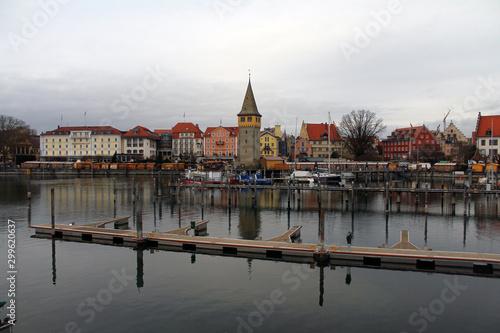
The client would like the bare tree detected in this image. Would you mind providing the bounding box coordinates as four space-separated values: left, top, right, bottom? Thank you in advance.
0 115 31 167
338 110 385 160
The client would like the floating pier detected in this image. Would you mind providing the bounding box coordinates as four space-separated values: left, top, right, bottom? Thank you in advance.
31 218 500 278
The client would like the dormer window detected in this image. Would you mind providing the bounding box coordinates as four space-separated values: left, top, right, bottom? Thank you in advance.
133 129 139 135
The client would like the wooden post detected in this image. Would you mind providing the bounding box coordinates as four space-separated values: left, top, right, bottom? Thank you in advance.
27 172 31 199
463 187 467 216
154 177 157 198
317 184 322 212
158 171 162 197
451 192 456 216
51 188 55 237
385 182 389 214
176 178 181 205
136 187 143 240
113 177 117 218
287 180 291 210
350 182 354 212
424 183 428 214
227 181 231 209
319 209 325 249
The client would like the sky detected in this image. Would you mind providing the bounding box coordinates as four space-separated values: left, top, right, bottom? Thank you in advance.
1 0 499 138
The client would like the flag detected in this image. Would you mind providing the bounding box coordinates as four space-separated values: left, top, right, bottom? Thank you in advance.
84 111 87 117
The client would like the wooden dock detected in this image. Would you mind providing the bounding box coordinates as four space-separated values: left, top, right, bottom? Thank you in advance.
267 225 302 242
31 217 500 278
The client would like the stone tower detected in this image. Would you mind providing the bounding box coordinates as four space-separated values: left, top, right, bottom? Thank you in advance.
237 77 262 168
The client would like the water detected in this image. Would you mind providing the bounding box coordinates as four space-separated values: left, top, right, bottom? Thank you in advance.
1 175 499 333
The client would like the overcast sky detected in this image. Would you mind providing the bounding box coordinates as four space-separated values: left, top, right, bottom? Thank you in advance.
1 0 499 138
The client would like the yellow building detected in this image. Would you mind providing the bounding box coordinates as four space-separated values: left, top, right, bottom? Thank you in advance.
40 126 122 161
260 130 279 157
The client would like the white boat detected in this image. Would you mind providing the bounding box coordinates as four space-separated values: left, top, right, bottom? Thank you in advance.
313 170 341 185
290 171 315 186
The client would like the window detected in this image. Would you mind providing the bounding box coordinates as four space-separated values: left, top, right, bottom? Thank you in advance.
241 117 245 122
247 117 252 122
481 139 486 146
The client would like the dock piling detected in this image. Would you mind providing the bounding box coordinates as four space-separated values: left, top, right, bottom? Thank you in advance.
51 188 55 237
136 186 143 240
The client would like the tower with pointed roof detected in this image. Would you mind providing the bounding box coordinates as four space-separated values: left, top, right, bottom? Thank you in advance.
237 76 262 168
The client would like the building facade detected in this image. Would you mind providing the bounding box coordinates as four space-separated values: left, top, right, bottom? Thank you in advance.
40 126 122 161
172 122 204 158
204 126 239 158
475 112 500 160
295 137 312 158
442 121 469 158
154 129 173 159
121 126 159 159
299 122 342 159
260 130 280 157
382 125 441 161
237 78 262 168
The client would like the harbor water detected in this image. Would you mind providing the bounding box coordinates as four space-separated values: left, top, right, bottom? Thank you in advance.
0 175 499 333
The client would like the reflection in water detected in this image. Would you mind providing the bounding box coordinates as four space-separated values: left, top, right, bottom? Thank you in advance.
424 215 428 246
238 207 261 240
319 265 324 306
345 267 352 285
247 259 252 281
51 238 57 285
463 216 468 248
136 248 144 290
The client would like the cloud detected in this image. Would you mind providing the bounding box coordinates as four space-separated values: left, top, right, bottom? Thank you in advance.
0 0 499 139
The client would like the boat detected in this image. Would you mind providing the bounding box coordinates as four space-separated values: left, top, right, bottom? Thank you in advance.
312 169 341 185
181 170 223 184
238 171 274 185
340 172 355 187
290 171 315 187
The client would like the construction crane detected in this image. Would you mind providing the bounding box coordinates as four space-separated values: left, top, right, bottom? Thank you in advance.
443 109 451 132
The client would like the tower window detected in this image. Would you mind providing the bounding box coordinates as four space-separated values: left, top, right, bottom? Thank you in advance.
247 117 252 122
241 117 245 123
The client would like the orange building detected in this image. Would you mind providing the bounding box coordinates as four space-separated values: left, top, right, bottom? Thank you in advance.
295 137 312 158
204 126 239 158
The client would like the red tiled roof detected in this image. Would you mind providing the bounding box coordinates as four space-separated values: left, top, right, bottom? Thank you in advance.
154 129 172 134
41 126 122 136
204 126 239 136
306 123 342 141
122 126 159 139
476 115 500 137
392 126 423 138
172 122 203 138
